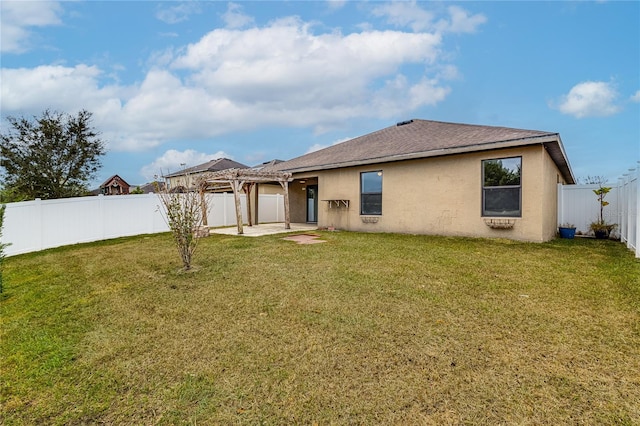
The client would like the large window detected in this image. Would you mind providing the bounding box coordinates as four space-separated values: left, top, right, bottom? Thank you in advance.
482 157 521 217
361 171 382 215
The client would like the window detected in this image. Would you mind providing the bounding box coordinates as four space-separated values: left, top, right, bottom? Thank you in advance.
361 171 382 215
482 157 521 217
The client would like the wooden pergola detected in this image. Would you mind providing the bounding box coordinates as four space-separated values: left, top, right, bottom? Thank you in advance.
198 168 293 235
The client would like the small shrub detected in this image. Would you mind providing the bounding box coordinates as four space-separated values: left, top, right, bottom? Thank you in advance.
589 185 617 238
157 177 208 270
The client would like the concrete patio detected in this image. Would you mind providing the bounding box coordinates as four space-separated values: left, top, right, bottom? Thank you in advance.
209 222 318 237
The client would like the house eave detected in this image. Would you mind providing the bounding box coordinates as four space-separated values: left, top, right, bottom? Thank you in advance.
281 134 575 184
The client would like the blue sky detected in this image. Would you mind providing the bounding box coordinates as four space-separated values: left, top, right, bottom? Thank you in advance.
1 1 638 187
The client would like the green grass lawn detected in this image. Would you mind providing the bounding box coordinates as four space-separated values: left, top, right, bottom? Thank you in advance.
1 231 639 425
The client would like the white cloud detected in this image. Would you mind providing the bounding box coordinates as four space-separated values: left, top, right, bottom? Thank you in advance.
221 2 254 29
156 2 201 24
372 2 486 34
408 77 451 108
372 1 435 32
436 64 461 81
0 65 135 149
327 0 347 11
140 149 231 180
441 6 487 34
555 81 621 118
0 1 62 53
2 14 474 151
0 65 119 111
631 90 640 103
170 19 445 129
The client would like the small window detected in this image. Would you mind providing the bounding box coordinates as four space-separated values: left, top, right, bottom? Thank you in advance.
361 171 382 215
482 157 521 217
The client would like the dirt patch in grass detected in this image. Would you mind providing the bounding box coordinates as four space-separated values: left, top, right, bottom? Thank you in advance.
1 232 639 424
282 233 327 244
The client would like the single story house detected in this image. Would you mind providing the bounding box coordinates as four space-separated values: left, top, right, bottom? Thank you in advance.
132 181 166 194
163 158 248 191
266 119 575 242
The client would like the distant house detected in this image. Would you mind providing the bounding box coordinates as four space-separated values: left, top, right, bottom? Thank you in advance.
268 119 575 242
163 158 248 192
99 175 131 195
130 181 165 194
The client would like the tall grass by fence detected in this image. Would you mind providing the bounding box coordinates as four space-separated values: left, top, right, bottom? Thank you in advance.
558 162 639 258
2 193 285 257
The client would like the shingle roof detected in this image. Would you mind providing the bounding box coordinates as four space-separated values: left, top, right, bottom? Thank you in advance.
251 159 284 171
270 119 574 183
163 158 248 178
137 181 165 193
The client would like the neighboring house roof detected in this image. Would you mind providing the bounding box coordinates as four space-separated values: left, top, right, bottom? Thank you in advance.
163 158 249 178
270 119 575 184
134 181 165 193
251 159 284 171
99 174 130 189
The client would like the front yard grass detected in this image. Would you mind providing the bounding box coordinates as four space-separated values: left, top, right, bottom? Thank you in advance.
1 231 639 424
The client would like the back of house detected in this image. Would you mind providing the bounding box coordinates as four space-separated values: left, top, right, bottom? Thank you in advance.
268 119 575 242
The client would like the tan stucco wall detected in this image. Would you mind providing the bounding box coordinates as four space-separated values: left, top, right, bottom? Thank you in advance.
294 146 566 242
287 176 318 223
541 147 566 240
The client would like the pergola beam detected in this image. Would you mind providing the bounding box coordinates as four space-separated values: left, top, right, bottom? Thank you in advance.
202 168 293 235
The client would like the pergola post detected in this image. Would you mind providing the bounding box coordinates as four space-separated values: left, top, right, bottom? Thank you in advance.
199 183 208 227
280 180 291 230
231 180 244 235
243 183 255 227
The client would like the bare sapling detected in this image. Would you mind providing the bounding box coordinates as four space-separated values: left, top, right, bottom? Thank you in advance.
156 175 209 270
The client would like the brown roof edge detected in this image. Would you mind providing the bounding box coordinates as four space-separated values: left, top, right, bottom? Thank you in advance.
544 134 575 184
163 158 249 178
281 133 575 184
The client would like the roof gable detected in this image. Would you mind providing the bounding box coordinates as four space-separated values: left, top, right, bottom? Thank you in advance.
100 174 130 189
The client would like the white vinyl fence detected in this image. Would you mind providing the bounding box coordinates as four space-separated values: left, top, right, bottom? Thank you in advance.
558 162 640 258
2 193 285 257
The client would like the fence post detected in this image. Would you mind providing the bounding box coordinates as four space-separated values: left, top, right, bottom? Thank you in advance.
635 162 640 258
97 194 106 240
626 166 638 254
148 194 156 234
619 176 627 244
629 171 635 249
35 198 43 252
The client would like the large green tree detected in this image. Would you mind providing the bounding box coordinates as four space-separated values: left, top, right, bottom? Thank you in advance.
0 109 106 200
